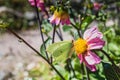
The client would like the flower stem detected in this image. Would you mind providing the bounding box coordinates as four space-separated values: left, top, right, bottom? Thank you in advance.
52 25 63 43
86 67 90 80
100 50 116 66
71 22 82 38
77 29 82 38
7 28 65 80
56 30 63 41
66 59 71 79
52 25 56 43
34 0 49 60
67 58 76 78
71 22 78 30
70 61 76 78
81 63 85 80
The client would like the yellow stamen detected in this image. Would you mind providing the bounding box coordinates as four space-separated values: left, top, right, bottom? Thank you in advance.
54 10 61 18
74 38 88 55
54 10 69 19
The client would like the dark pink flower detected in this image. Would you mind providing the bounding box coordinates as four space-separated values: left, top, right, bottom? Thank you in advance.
49 10 70 25
93 2 102 11
74 26 105 71
28 0 45 11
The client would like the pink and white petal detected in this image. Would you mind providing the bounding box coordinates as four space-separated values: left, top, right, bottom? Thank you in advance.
78 54 83 63
84 51 101 65
85 63 96 72
51 20 56 24
83 26 103 41
87 32 103 41
83 26 98 40
55 18 60 25
49 15 56 23
31 3 35 6
49 16 54 21
88 31 103 41
88 38 105 50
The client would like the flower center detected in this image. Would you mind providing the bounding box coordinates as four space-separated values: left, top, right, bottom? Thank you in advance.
74 38 88 55
54 10 61 17
54 10 68 19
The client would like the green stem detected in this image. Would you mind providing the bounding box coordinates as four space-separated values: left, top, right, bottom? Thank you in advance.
71 22 82 37
67 58 76 78
52 25 56 43
86 67 90 80
100 50 116 66
56 30 63 41
34 0 49 60
81 63 85 80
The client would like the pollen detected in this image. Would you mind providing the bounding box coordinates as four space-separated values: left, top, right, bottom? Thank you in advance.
54 10 61 17
54 10 68 18
74 38 88 54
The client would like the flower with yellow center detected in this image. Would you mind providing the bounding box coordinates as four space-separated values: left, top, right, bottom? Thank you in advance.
49 9 70 25
74 38 87 55
74 26 105 72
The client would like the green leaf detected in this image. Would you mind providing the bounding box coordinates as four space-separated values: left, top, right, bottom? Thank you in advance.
42 20 53 34
102 62 120 80
62 25 72 32
103 29 112 35
46 41 72 62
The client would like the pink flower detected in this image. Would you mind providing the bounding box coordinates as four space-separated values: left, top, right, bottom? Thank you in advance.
49 10 70 25
93 2 102 11
28 0 45 11
74 26 105 71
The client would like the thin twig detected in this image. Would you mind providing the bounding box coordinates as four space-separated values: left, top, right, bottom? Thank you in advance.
52 25 63 42
7 28 65 80
81 63 85 80
66 59 72 79
77 29 82 38
100 50 116 66
69 58 76 78
86 67 90 80
52 25 56 43
34 0 49 60
71 22 82 38
71 22 78 30
56 30 63 41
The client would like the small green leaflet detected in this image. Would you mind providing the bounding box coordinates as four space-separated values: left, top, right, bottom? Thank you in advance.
62 25 72 32
46 41 73 63
0 20 9 28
